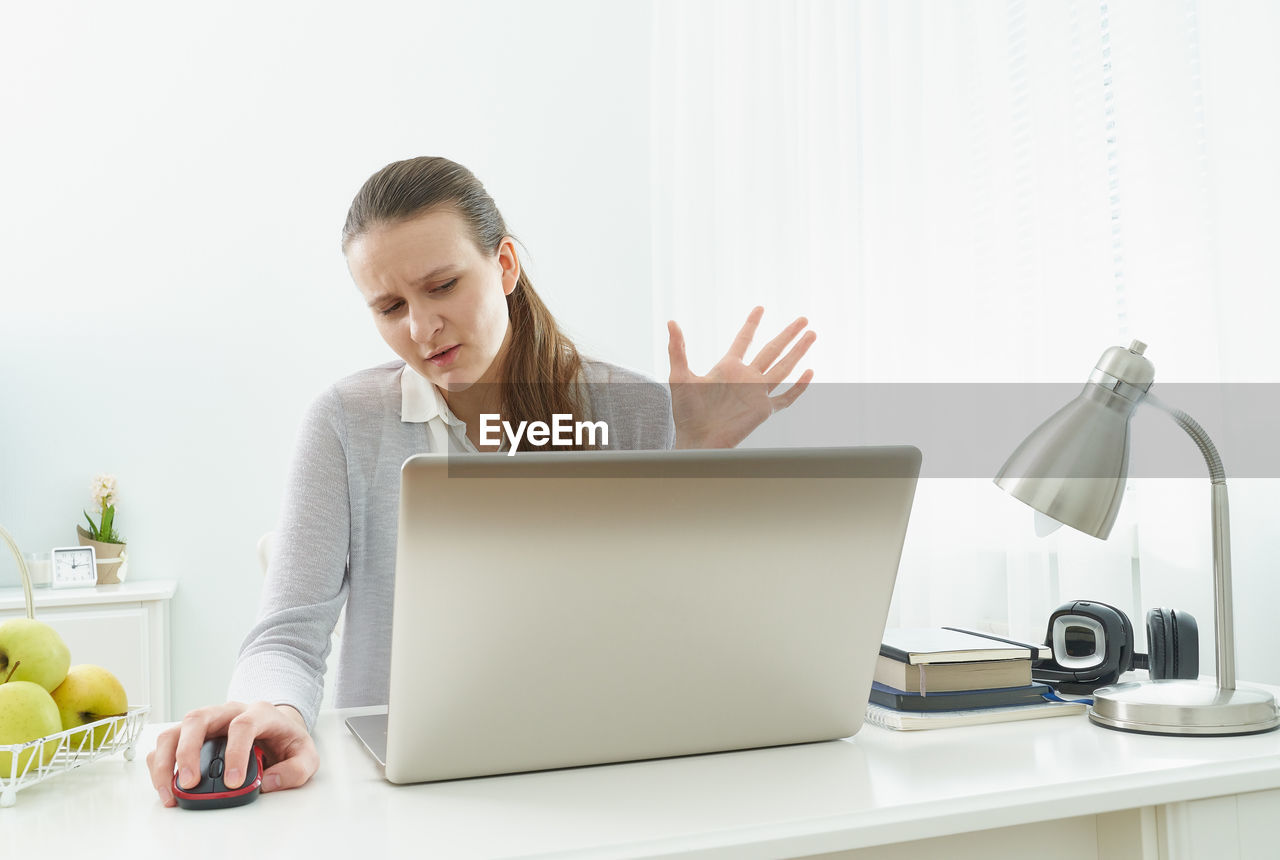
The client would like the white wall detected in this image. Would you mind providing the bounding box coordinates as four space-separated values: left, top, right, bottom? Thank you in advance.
3 1 1275 721
0 0 655 717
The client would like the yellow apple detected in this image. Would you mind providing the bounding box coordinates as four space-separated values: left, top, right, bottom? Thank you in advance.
50 665 129 751
0 618 71 692
0 680 62 778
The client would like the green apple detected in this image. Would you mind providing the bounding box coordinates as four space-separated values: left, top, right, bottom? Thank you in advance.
0 618 71 692
50 664 129 750
0 680 63 778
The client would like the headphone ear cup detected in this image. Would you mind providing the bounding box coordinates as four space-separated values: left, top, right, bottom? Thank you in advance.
1146 608 1200 680
1146 609 1173 679
1171 610 1199 680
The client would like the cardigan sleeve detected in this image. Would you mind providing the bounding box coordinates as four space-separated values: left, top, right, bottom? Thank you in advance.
581 359 676 450
226 385 352 731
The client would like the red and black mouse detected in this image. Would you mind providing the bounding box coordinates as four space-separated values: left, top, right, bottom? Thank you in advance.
172 737 266 810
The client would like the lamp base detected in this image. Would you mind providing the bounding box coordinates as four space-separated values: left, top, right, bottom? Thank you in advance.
1089 679 1280 736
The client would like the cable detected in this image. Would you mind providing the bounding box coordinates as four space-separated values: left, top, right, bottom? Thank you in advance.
1042 690 1094 706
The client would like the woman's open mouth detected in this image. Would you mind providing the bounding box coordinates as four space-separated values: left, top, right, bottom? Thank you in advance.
427 345 461 367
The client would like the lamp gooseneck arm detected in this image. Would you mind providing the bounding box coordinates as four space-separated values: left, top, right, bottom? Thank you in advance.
1145 394 1235 691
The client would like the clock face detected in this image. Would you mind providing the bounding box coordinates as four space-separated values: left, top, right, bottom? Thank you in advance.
57 549 90 572
51 547 98 588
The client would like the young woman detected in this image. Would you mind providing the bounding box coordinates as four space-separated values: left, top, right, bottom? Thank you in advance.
147 157 815 803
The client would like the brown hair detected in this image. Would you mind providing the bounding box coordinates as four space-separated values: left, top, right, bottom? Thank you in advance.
342 157 590 448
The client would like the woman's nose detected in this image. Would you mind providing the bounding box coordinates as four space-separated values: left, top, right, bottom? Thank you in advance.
408 303 442 344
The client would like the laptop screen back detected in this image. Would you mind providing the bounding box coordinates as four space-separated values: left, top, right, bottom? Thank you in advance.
379 446 921 783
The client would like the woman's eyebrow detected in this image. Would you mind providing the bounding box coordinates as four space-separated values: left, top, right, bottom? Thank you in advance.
410 264 459 287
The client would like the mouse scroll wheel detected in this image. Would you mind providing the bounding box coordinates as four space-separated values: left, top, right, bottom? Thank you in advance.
209 758 224 779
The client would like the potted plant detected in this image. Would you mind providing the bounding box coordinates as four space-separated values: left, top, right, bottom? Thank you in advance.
76 475 127 585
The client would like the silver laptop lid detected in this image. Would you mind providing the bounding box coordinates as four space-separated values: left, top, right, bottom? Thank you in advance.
381 446 920 783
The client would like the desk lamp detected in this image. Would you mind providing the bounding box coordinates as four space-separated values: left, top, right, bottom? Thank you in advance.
995 341 1279 735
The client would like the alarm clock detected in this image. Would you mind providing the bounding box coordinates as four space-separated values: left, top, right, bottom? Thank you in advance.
51 546 98 588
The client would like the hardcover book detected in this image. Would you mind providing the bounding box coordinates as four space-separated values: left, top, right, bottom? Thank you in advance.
873 654 1031 693
869 681 1054 712
880 627 1048 665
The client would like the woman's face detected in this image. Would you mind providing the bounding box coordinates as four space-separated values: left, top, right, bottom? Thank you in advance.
346 208 519 395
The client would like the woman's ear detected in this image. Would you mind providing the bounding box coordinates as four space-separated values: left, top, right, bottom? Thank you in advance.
497 237 520 296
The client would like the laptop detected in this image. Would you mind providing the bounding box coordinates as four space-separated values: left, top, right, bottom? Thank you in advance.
346 446 921 784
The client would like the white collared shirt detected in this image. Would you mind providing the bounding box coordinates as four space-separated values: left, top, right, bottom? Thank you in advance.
398 364 486 453
227 358 673 726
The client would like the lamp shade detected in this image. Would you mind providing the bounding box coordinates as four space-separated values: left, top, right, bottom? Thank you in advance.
993 383 1137 539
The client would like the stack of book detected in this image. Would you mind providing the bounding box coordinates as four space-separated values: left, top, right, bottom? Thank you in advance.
866 627 1087 730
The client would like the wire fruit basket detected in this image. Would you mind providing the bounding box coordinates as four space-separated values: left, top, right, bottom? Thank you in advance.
1 706 150 807
1 523 149 807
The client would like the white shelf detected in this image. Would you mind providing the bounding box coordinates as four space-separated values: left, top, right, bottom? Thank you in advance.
0 578 176 610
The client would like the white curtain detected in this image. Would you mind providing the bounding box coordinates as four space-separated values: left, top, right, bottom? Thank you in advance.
651 0 1280 661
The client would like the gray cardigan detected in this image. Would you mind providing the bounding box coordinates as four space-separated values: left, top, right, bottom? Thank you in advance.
226 359 674 730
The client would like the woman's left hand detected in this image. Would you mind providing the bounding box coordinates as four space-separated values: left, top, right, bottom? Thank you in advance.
667 306 816 449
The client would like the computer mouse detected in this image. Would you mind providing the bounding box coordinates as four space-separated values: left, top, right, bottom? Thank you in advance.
172 737 266 810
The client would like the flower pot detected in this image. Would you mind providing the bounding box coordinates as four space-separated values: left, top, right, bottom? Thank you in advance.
75 526 128 585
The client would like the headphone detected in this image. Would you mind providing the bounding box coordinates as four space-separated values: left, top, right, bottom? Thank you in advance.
1032 600 1199 694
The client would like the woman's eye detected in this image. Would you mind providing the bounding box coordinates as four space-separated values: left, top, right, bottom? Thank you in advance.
376 280 453 316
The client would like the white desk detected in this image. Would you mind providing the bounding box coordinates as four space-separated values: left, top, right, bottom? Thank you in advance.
2 695 1279 858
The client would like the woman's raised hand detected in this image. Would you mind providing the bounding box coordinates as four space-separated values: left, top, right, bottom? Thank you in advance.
667 306 816 450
